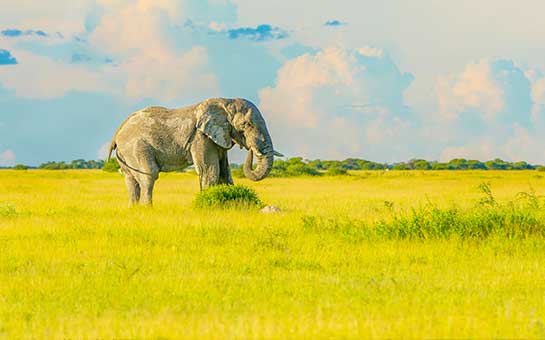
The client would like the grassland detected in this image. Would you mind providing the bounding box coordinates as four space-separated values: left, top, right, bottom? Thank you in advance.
1 169 545 338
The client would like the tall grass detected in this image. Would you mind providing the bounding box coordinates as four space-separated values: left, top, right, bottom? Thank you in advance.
2 170 545 338
302 182 545 240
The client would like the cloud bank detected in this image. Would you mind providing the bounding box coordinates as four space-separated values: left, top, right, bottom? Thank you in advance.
2 0 545 165
259 47 416 161
435 59 545 163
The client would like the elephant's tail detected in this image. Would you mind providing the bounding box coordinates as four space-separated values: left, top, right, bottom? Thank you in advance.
107 110 143 162
106 139 117 162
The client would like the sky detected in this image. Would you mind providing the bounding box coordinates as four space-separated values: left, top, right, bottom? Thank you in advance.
1 0 545 166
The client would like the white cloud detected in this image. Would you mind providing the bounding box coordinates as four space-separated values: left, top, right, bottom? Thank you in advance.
358 46 384 58
89 0 220 102
530 75 545 123
502 125 545 163
0 49 119 98
436 59 532 122
436 60 505 121
258 47 416 161
0 150 16 166
122 46 218 102
0 0 95 34
0 0 220 102
435 59 545 164
440 126 545 164
440 142 496 163
90 0 182 56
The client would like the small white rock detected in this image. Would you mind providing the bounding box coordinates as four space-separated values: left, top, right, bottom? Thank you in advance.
260 205 281 214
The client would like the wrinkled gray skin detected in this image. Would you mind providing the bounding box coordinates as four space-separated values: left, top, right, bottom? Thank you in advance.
107 98 281 206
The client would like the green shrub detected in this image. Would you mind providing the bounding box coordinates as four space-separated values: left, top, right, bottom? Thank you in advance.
13 164 29 170
537 166 545 172
270 158 321 177
39 161 70 170
194 185 262 209
102 158 120 172
0 203 17 217
326 165 348 176
392 163 409 170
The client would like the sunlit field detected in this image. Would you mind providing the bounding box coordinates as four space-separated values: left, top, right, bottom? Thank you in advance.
1 169 545 338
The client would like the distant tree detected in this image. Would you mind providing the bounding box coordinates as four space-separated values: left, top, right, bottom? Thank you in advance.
326 164 348 176
485 158 510 170
13 164 29 170
512 161 534 170
340 158 361 170
392 163 409 170
39 161 70 170
270 158 321 177
307 159 325 170
447 158 469 170
466 160 486 170
431 163 449 170
412 159 432 170
71 159 88 169
102 158 120 172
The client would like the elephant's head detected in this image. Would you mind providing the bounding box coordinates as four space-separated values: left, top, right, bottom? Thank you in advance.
195 98 283 181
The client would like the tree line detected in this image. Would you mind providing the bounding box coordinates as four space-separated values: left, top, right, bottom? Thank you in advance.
4 159 114 171
232 157 544 177
3 157 544 174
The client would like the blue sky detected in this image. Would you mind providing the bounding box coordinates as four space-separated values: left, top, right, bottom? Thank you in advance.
1 0 545 166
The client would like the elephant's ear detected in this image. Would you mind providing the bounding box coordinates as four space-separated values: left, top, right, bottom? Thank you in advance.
195 105 233 149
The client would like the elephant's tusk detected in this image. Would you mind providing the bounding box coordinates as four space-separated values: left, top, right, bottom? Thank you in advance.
273 150 285 157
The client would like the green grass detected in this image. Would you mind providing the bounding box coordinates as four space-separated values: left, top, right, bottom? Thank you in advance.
1 170 545 338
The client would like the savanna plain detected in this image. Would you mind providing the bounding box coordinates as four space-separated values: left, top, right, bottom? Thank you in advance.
1 169 545 338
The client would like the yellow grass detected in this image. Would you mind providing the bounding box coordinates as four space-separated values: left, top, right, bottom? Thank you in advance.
1 170 545 338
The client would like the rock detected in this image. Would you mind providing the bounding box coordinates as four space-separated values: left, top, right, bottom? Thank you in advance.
260 205 281 214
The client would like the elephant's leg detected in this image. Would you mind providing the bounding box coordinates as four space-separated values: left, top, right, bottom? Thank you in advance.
137 174 157 206
191 134 221 190
196 156 220 190
218 150 234 185
124 173 140 207
132 142 160 206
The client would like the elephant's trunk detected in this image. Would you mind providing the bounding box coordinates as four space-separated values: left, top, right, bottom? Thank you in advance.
243 149 273 181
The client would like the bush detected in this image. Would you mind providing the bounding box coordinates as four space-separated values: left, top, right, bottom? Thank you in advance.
13 164 29 170
0 203 17 217
392 163 409 170
270 158 321 177
326 165 348 176
38 159 105 170
194 184 262 209
39 161 70 170
537 166 545 172
102 158 120 172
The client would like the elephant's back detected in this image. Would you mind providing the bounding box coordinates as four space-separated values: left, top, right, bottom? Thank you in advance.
116 106 184 140
115 106 196 162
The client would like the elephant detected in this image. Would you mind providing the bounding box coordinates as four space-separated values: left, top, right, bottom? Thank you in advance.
106 97 283 206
